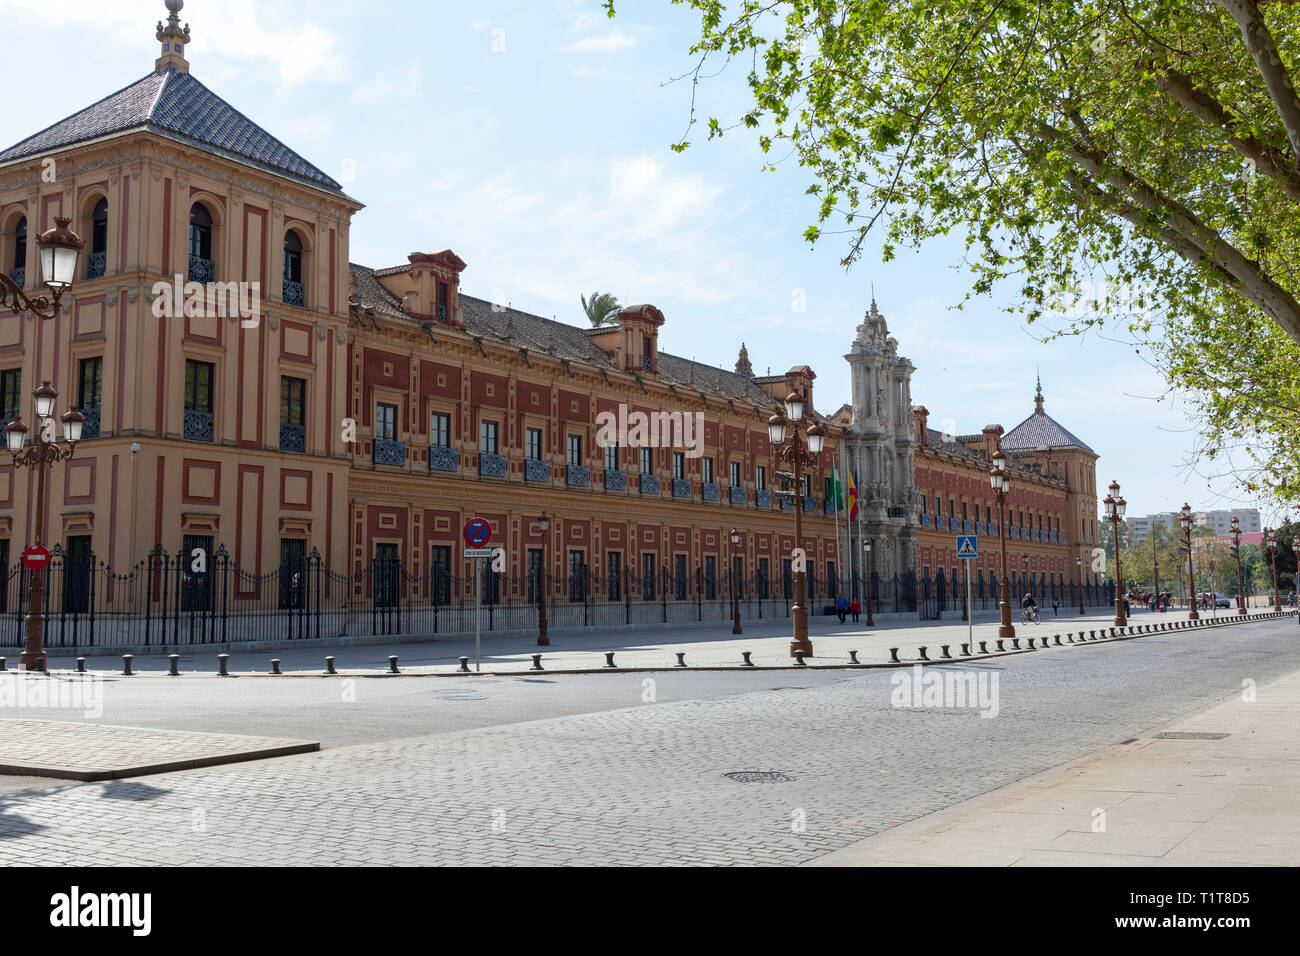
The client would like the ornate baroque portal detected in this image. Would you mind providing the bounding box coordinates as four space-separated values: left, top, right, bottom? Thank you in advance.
844 299 918 580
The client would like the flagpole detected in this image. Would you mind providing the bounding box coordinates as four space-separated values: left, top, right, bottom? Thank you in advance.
833 450 844 602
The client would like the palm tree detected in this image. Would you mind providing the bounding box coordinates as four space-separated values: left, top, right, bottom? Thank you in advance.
581 291 621 327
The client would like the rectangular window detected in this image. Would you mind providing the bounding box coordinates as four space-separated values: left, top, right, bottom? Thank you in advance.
604 441 619 471
567 433 582 466
731 461 742 487
374 542 399 607
824 476 833 500
0 368 20 422
642 553 656 601
280 376 305 426
827 561 837 598
702 457 714 483
920 496 928 515
705 555 717 600
607 551 621 601
674 554 687 600
673 451 685 480
278 538 306 610
430 544 451 605
62 534 93 614
526 427 543 461
181 533 214 612
640 447 653 475
801 475 811 497
569 550 586 602
758 557 770 599
376 403 397 441
480 419 498 454
184 360 214 413
962 501 968 520
430 412 451 448
78 357 103 410
782 558 793 599
756 466 766 492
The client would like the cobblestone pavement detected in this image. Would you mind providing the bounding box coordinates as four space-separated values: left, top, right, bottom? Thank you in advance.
0 618 1296 865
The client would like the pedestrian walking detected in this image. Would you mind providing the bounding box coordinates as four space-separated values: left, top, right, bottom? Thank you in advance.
850 597 861 623
1051 595 1060 616
836 594 848 623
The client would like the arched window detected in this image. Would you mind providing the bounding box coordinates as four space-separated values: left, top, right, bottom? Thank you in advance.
10 216 26 283
87 198 108 279
188 203 213 282
282 231 304 306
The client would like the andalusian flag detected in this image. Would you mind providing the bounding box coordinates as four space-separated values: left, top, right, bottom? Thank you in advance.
831 461 844 511
848 470 859 521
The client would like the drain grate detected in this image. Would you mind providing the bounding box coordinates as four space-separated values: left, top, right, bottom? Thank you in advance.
725 770 795 784
1154 732 1230 740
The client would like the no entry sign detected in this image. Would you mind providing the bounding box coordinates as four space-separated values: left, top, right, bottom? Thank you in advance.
462 517 493 548
22 545 51 571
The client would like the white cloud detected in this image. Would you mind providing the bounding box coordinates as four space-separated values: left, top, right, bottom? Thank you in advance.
560 28 639 54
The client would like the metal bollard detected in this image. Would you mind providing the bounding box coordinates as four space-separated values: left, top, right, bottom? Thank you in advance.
793 651 807 667
388 655 400 674
848 650 860 664
122 654 134 676
741 651 754 667
76 657 86 673
675 652 687 668
325 656 337 675
271 659 282 675
941 644 952 658
1026 638 1035 649
0 656 6 671
918 646 929 661
1054 634 1063 646
889 647 900 663
531 654 544 671
996 640 1005 652
604 652 618 668
1089 630 1097 640
168 654 180 676
217 654 229 677
960 643 970 656
1012 638 1021 650
978 641 989 654
458 656 471 673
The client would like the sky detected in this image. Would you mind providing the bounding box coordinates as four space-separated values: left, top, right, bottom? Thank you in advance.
0 0 1282 524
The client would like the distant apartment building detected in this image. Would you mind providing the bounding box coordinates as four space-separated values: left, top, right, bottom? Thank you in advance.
1126 512 1179 544
1197 509 1262 536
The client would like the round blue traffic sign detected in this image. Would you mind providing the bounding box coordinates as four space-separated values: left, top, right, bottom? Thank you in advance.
463 517 492 547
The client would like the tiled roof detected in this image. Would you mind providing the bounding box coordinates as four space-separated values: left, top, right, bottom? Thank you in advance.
0 69 343 194
348 264 796 415
1001 411 1095 454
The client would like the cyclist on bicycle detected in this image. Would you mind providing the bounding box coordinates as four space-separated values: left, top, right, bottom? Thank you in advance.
1021 592 1040 623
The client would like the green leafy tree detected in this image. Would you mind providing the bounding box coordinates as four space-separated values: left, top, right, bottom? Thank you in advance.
581 292 622 328
610 0 1300 502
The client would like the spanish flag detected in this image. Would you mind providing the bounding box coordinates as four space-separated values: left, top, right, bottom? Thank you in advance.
848 470 859 522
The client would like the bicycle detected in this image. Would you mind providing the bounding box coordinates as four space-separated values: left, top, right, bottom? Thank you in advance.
1021 605 1041 624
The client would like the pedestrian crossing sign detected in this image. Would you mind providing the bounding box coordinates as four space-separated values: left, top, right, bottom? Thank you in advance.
956 535 978 559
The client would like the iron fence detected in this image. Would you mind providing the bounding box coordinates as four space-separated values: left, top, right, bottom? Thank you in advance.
0 544 1121 650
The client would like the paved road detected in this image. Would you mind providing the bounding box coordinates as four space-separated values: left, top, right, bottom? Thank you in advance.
0 618 1296 865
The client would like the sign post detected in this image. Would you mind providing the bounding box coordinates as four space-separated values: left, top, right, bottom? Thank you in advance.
956 536 978 650
463 518 495 672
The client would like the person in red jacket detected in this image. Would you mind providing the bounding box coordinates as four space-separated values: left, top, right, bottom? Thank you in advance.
850 597 861 623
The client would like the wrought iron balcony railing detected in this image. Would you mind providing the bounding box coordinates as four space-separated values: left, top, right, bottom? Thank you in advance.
279 422 305 453
79 407 102 441
478 452 507 478
566 464 590 488
672 477 691 499
604 469 626 491
283 278 305 307
183 409 213 442
429 446 459 473
373 438 406 467
188 255 215 284
85 251 106 280
524 458 551 483
639 474 660 495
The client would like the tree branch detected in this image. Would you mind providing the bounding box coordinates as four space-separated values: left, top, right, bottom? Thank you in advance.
1215 0 1300 164
1156 67 1300 201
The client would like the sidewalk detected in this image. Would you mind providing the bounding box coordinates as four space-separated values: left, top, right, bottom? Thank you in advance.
808 666 1300 866
36 607 1153 674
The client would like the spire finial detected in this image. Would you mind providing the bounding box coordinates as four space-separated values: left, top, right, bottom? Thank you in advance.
735 341 753 377
1034 372 1045 414
156 0 191 74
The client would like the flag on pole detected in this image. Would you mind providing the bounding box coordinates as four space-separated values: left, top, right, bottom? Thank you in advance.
848 470 859 522
831 461 844 511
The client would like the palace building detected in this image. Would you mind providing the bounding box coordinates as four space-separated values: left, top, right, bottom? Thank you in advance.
0 3 1106 643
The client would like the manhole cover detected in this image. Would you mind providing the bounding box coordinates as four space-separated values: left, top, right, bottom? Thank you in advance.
1154 732 1230 740
724 771 795 783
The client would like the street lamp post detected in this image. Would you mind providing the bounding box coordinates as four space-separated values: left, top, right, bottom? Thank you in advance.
1075 556 1086 615
729 527 742 635
989 451 1014 638
536 512 550 646
1179 503 1198 620
1103 481 1128 627
769 392 826 658
862 537 874 627
2 217 84 672
1230 517 1246 616
1264 527 1281 612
